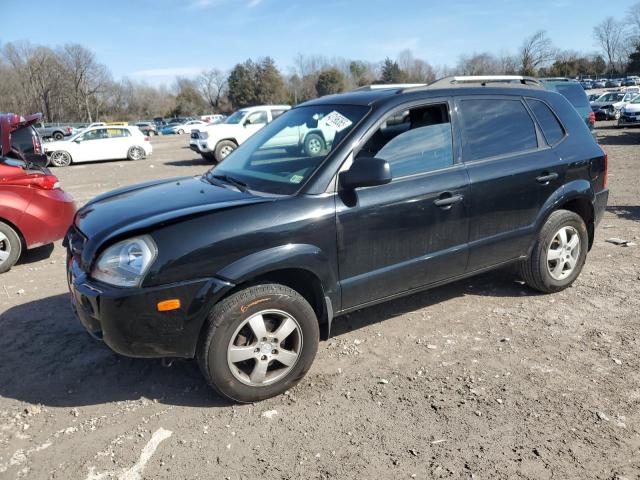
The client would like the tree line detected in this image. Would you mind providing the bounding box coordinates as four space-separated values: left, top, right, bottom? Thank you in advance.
2 2 640 123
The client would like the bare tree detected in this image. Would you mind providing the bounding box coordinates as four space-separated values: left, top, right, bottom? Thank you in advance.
518 30 556 76
627 2 640 37
594 17 626 74
457 52 501 75
198 69 227 112
397 49 436 83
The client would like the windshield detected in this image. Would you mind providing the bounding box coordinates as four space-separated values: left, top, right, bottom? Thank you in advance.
225 111 247 124
554 83 590 109
207 104 368 195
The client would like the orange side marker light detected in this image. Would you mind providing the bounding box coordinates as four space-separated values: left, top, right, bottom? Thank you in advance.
157 299 181 312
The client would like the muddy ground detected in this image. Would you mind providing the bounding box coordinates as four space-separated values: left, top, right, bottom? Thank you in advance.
1 124 639 480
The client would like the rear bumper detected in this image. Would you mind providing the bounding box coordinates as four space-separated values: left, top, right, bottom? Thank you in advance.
594 188 609 227
22 189 76 248
67 257 234 358
617 116 640 127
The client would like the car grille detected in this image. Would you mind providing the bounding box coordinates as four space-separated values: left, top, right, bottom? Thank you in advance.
191 131 199 139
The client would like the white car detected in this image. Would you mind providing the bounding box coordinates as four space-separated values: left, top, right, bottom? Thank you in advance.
618 95 640 127
162 120 207 135
191 105 290 162
44 125 152 167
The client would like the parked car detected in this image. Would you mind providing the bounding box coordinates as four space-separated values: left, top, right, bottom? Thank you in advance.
34 122 74 141
6 114 48 167
135 122 158 136
541 79 595 129
191 105 291 162
44 125 152 167
201 114 226 123
592 79 606 89
590 91 637 120
580 80 592 90
160 120 207 135
0 113 76 273
65 78 608 402
617 95 640 127
605 79 622 88
587 93 602 102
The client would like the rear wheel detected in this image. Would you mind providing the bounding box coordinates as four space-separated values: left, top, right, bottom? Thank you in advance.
127 146 145 161
52 131 64 141
519 210 588 293
50 151 72 167
303 133 325 157
214 140 237 163
0 222 22 273
178 129 185 135
197 283 319 403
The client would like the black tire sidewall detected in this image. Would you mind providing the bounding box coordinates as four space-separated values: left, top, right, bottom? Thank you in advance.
536 211 588 291
203 285 319 403
0 222 22 273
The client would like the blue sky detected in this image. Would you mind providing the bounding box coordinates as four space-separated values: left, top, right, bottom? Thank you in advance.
1 0 633 85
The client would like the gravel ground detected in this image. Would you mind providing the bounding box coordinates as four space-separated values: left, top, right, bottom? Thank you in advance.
0 124 639 480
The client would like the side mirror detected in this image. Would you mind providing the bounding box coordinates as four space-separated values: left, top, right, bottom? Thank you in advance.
73 138 82 143
243 118 251 127
339 157 392 190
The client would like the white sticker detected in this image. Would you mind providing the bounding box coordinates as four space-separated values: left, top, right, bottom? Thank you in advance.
320 111 353 132
290 174 304 184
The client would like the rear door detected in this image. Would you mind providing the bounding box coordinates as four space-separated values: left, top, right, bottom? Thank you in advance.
456 95 564 271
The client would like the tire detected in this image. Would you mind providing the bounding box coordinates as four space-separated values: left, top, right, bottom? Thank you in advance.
214 140 237 163
0 221 22 274
52 131 64 141
127 146 146 161
197 283 319 403
303 133 325 157
177 129 185 135
49 150 72 167
519 209 588 293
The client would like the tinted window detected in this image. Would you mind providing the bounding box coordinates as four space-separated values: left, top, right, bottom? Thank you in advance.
553 84 590 109
459 99 537 161
526 99 564 145
271 109 287 120
357 103 453 177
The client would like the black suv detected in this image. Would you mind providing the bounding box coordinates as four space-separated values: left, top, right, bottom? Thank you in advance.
65 77 608 402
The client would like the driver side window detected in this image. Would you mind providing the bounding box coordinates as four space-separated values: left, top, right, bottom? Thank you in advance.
80 129 107 141
246 111 268 125
356 103 453 178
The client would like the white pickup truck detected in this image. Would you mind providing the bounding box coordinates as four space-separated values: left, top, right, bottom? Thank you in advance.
191 105 291 162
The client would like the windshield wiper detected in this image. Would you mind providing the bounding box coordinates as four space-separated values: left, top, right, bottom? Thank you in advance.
210 173 249 192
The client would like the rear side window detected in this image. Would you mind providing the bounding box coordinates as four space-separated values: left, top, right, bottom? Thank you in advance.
554 84 590 109
526 99 565 145
458 98 538 161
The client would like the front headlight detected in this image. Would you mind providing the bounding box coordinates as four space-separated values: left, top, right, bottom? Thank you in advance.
91 235 157 287
199 131 208 139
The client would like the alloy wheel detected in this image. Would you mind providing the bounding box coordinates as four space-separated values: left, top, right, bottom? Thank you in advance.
547 226 581 280
226 309 302 386
51 151 71 167
220 145 234 159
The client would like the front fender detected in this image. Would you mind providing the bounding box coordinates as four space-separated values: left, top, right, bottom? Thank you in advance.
216 243 340 309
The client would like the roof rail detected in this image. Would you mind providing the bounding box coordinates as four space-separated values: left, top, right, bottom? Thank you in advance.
421 75 542 90
353 83 427 91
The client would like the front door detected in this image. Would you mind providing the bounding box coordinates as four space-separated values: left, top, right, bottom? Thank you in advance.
336 101 470 309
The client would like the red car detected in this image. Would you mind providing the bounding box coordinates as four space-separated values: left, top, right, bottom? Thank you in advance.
0 113 76 273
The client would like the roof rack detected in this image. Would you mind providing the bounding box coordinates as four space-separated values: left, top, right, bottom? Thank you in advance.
353 83 427 91
413 75 543 90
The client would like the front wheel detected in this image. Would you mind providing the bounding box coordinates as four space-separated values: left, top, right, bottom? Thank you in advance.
214 140 237 163
519 209 588 293
197 283 319 403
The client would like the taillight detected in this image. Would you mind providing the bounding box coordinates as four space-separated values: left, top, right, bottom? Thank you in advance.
31 135 42 154
31 174 60 190
66 127 73 134
144 136 150 141
588 111 596 126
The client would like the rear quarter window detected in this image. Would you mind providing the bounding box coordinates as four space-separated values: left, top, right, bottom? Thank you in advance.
458 98 538 161
526 99 565 145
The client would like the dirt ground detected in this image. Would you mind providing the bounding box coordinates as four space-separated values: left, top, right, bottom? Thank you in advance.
1 124 639 480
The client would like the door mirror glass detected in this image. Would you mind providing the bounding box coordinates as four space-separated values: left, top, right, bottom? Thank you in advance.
339 157 392 190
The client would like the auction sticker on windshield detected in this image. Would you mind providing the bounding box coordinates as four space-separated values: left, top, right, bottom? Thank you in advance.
321 111 353 132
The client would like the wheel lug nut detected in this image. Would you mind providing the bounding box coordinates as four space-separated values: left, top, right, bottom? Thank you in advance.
261 337 267 342
272 349 278 355
254 348 260 353
261 355 267 361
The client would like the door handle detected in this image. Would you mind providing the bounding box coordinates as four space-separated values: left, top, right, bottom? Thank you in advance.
434 193 464 208
536 172 559 184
